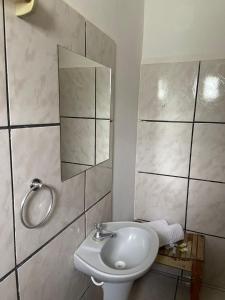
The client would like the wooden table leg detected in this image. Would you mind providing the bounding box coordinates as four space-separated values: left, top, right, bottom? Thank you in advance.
191 261 203 300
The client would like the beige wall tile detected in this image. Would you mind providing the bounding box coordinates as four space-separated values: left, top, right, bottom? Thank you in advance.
139 62 198 121
187 180 225 237
191 124 225 182
137 122 192 177
0 272 17 300
18 216 88 300
86 22 116 70
86 193 112 235
85 166 112 210
5 0 85 125
11 126 85 262
135 173 187 225
0 130 14 278
196 60 225 122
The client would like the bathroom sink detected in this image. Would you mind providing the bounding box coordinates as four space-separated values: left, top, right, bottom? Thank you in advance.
101 226 154 270
74 222 159 283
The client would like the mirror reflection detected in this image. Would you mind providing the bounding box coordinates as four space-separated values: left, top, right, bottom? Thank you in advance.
58 46 111 181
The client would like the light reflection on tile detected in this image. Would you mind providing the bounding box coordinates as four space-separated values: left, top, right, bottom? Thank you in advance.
139 62 198 121
196 60 225 122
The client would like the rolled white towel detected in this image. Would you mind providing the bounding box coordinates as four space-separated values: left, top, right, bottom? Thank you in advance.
142 220 170 247
168 223 184 244
142 220 184 247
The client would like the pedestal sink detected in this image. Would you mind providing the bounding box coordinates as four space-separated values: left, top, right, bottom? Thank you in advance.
74 222 159 300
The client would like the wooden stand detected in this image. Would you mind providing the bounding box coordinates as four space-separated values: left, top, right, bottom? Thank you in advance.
156 233 205 300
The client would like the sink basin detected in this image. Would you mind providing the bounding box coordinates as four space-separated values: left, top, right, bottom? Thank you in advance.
74 222 159 283
101 226 154 270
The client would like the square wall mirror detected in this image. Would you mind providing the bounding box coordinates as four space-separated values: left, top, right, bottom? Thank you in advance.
58 46 112 181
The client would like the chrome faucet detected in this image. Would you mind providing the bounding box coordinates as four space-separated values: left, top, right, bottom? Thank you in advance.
93 223 116 241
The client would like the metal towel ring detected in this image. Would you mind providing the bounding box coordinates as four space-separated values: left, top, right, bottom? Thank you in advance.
20 178 55 229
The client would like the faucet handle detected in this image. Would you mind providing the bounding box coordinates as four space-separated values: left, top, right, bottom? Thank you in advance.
95 223 103 231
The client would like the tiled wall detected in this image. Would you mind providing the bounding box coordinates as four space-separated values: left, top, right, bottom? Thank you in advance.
135 60 225 294
0 0 115 299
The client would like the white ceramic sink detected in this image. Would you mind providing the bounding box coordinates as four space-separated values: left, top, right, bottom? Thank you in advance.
74 222 159 300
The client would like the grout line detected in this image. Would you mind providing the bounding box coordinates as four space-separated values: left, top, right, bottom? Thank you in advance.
84 171 87 237
173 276 180 300
184 62 201 230
140 120 225 124
187 229 225 240
0 123 60 130
61 161 93 167
85 191 111 213
138 171 187 180
193 121 225 124
60 116 110 121
84 21 87 57
140 120 193 123
79 283 92 300
18 190 111 269
2 0 20 299
190 177 225 185
138 171 225 185
10 123 60 129
94 68 97 165
0 268 16 284
0 190 112 284
16 213 84 269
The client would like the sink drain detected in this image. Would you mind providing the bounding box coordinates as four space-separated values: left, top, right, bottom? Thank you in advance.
114 261 126 269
